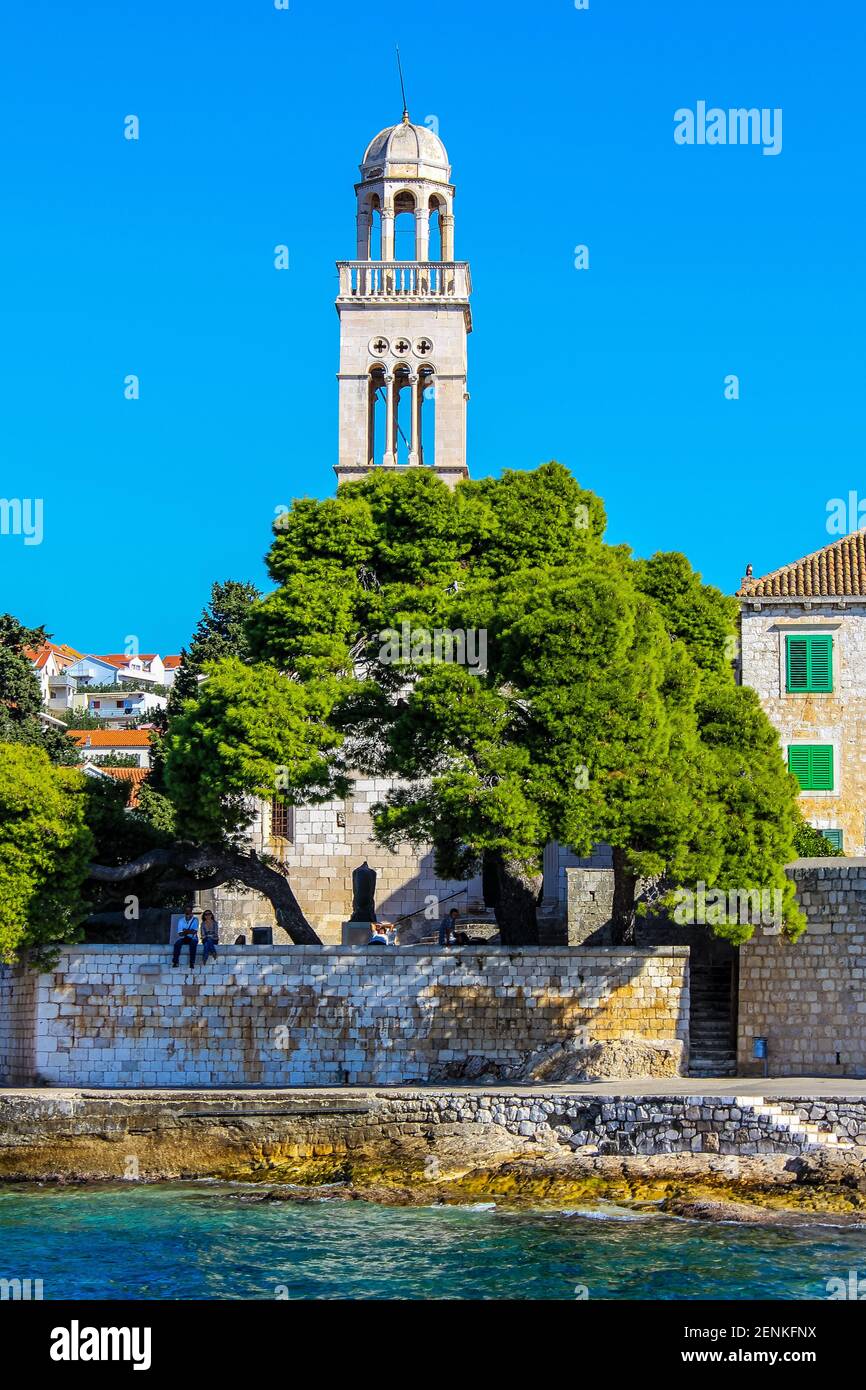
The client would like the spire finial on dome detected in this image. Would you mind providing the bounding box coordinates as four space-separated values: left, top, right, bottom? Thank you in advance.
396 45 410 123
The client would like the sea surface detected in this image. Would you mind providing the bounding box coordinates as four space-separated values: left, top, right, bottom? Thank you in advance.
0 1183 864 1300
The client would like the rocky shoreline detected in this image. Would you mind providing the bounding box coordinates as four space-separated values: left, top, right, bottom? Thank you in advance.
1 1086 864 1226
209 1151 866 1227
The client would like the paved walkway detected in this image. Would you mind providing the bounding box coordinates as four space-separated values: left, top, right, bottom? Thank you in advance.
3 1078 866 1100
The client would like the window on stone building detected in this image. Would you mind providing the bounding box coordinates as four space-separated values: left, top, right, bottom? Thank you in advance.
786 634 833 692
270 797 294 842
788 745 834 791
820 828 844 850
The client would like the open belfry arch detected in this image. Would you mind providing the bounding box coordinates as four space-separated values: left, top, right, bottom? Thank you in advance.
334 105 472 490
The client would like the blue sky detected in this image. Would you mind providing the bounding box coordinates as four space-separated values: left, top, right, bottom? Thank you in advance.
1 0 864 654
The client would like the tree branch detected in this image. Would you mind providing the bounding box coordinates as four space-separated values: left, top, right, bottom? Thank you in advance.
87 842 322 945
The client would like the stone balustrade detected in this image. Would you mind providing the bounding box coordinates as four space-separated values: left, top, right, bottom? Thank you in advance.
336 260 471 301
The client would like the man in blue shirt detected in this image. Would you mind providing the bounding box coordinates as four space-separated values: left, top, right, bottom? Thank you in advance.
172 904 199 969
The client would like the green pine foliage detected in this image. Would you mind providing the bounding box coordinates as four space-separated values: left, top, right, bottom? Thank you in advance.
162 461 804 943
0 615 79 765
164 658 348 843
0 744 94 963
167 580 261 716
792 821 844 859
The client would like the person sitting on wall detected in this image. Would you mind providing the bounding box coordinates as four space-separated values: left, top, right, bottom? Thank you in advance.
438 907 460 947
172 903 199 969
368 920 388 946
200 910 220 964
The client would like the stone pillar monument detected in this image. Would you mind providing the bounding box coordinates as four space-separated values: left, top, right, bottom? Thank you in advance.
341 860 378 945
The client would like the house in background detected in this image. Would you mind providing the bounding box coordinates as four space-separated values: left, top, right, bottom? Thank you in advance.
79 687 166 726
738 531 866 855
98 653 168 687
44 653 168 724
67 729 154 769
162 655 182 687
25 641 82 711
57 654 119 691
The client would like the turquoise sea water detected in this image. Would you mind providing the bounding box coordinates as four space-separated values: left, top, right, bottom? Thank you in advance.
1 1184 865 1300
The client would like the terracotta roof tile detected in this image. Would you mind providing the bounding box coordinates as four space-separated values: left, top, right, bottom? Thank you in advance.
26 641 83 670
98 766 149 807
98 653 159 665
68 730 152 747
738 532 866 598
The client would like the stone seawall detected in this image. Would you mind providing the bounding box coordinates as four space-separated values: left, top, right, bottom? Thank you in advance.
0 945 689 1088
1 1089 864 1218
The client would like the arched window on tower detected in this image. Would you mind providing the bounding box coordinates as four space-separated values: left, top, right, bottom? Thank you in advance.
419 365 436 468
428 195 445 263
368 195 382 261
393 189 416 261
394 363 413 467
368 365 387 466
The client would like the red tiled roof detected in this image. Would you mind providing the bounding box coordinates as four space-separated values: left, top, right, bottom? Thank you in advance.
98 766 149 807
79 654 128 669
98 653 159 666
163 655 182 669
26 641 82 670
68 730 152 747
738 533 866 599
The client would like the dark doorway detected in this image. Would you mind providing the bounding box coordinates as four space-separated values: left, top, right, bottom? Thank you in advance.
688 937 739 1078
636 918 739 1077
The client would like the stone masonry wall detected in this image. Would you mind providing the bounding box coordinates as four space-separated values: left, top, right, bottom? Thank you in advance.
0 945 689 1088
566 868 616 944
205 781 486 944
738 862 866 1077
204 804 613 948
0 967 36 1086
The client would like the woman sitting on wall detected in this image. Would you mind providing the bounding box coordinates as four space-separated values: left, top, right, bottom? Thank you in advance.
200 910 220 964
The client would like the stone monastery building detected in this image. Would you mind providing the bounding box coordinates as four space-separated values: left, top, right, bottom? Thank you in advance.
206 111 607 941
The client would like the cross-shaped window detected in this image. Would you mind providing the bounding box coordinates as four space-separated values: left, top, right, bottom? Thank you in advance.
371 337 388 354
415 337 432 355
393 338 411 355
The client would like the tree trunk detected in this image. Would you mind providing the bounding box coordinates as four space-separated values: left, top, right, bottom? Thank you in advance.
610 846 638 946
87 843 322 945
482 849 541 945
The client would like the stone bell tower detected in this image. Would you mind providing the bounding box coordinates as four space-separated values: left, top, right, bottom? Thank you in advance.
334 109 472 489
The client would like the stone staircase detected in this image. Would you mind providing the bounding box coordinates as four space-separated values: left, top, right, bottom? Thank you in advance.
739 1096 856 1152
689 962 737 1077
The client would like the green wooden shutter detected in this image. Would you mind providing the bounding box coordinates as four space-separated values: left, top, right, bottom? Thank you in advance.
786 637 809 691
810 745 834 789
807 635 833 691
786 634 833 692
822 828 843 850
788 745 834 791
788 746 811 787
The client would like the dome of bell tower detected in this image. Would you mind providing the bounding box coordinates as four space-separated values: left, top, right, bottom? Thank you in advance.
360 115 451 184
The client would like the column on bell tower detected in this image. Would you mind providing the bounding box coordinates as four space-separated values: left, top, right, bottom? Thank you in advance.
380 207 395 262
415 205 430 262
408 371 420 466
